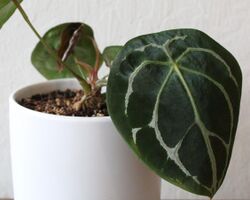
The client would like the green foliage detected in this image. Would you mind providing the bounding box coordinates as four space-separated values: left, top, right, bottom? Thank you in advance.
31 23 102 81
103 46 122 67
107 29 242 198
0 0 22 28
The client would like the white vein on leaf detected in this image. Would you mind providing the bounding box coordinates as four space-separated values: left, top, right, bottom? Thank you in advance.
124 60 168 115
176 47 239 88
179 66 234 186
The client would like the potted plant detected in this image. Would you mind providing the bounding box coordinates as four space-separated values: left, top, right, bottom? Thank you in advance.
1 1 242 200
3 1 161 200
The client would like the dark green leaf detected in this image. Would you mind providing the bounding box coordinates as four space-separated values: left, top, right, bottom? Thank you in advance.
31 22 102 80
107 29 242 198
103 46 122 67
0 0 22 28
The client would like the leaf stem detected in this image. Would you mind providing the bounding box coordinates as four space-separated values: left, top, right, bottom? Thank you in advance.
12 0 57 63
11 0 91 94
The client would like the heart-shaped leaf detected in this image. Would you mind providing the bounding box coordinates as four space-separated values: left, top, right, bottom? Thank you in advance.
103 46 122 67
0 0 22 28
107 29 242 198
31 22 102 80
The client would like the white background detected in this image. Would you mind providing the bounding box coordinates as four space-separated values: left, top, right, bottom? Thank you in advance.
0 0 250 199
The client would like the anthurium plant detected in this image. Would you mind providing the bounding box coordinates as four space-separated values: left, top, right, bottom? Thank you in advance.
1 0 242 199
1 0 122 108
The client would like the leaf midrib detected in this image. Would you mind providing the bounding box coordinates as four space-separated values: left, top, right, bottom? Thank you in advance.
172 62 217 193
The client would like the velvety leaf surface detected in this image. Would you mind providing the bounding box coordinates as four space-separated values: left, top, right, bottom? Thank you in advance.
103 46 122 67
0 0 22 28
107 29 242 198
31 22 101 80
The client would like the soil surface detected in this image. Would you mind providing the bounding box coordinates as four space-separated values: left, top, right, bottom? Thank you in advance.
19 89 108 117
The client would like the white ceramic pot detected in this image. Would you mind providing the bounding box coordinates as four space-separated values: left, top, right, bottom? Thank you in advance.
9 79 161 200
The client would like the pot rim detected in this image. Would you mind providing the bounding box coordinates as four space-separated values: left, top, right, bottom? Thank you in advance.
9 78 111 122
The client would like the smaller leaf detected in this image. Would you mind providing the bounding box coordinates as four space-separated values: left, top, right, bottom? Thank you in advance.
31 22 101 80
0 0 23 28
57 23 94 71
103 46 122 67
